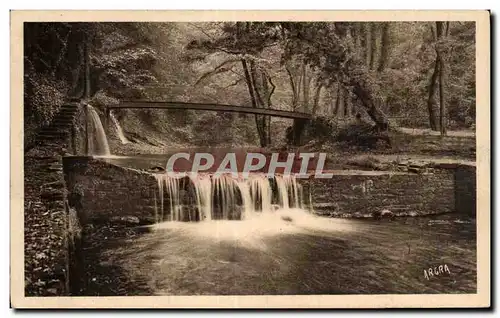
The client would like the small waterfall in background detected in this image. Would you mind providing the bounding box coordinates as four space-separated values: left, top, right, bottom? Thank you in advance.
110 111 130 144
154 172 309 223
86 105 111 156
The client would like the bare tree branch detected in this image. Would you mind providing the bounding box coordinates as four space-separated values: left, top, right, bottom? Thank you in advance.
223 77 245 89
194 58 240 86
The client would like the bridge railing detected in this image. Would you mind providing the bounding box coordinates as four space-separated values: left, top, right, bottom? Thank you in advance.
107 100 312 120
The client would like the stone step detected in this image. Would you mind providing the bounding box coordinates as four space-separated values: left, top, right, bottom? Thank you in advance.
42 122 72 128
52 119 74 124
41 127 72 133
54 114 77 119
38 132 69 138
60 105 78 109
37 136 69 142
46 167 63 172
41 194 65 201
40 127 70 133
56 113 78 118
58 107 78 111
45 163 63 167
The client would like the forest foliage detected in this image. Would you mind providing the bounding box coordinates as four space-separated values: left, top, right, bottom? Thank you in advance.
24 21 475 148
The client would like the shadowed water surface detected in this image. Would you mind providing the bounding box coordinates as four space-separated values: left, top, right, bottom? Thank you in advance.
82 211 476 295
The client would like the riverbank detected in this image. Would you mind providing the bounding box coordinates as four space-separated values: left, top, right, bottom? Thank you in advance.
78 212 476 295
23 124 476 296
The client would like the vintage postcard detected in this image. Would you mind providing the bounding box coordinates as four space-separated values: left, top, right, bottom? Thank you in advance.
10 10 490 308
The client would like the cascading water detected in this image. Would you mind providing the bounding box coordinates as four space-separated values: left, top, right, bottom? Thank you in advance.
190 174 213 221
110 111 130 144
154 174 182 222
248 174 273 213
153 172 309 223
86 105 111 156
275 175 302 209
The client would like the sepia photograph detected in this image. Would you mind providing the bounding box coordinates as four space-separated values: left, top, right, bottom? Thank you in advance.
10 10 490 308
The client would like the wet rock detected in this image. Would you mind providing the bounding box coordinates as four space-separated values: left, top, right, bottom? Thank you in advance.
372 209 395 219
40 186 66 200
109 216 141 225
281 216 293 222
271 204 281 211
47 164 63 171
353 212 364 218
42 181 65 190
46 288 59 295
149 166 165 173
381 209 394 218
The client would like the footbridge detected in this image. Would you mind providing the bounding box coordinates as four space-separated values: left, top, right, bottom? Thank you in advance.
107 100 312 120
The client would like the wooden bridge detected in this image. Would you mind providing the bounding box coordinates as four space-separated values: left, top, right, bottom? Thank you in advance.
107 100 312 120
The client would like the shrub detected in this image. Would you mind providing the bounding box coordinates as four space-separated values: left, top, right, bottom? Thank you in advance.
336 121 392 150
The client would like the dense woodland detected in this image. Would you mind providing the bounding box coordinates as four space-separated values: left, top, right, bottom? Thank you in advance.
24 22 475 149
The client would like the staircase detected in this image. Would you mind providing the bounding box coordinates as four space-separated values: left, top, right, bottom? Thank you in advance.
24 101 81 296
36 102 80 146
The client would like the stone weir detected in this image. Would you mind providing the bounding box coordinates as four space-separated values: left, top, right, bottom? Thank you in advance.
63 156 308 224
63 156 158 225
307 164 476 218
63 156 476 225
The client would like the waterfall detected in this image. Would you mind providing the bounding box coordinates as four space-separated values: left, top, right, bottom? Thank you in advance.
190 174 213 221
86 105 110 156
154 172 309 223
155 174 182 222
248 174 273 213
275 175 302 209
236 180 253 220
110 111 130 144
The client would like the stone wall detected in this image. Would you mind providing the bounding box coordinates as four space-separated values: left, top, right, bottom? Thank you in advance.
63 156 158 224
454 165 477 215
63 157 476 223
306 169 459 218
24 149 71 296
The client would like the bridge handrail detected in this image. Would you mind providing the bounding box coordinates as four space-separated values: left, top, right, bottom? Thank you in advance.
108 100 312 120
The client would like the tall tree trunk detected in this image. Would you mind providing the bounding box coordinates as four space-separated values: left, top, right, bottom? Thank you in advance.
301 64 310 112
83 39 91 99
427 58 440 131
241 59 257 108
437 21 449 136
331 84 338 115
286 64 299 111
351 81 389 131
377 22 390 72
344 88 352 117
242 58 267 147
438 56 447 136
341 23 389 129
336 84 345 117
311 83 323 115
365 23 372 67
369 23 377 70
83 36 91 155
355 23 362 53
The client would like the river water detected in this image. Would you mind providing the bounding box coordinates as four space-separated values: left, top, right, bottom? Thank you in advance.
81 210 476 295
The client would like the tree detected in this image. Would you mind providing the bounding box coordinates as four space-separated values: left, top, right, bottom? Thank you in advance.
377 23 391 72
426 21 450 134
284 56 324 115
186 22 280 147
282 23 391 129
